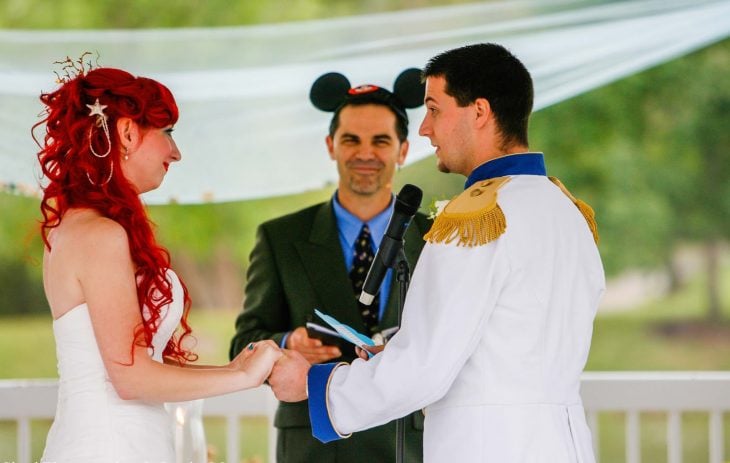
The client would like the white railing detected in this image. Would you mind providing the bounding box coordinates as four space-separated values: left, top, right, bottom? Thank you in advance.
0 379 279 463
581 372 730 463
1 372 729 463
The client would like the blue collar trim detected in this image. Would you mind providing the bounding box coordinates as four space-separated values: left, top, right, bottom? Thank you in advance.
465 153 546 189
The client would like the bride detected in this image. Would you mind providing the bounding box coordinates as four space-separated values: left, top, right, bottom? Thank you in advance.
35 61 282 462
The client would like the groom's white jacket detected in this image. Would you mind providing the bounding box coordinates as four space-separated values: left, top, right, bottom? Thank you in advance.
309 173 605 463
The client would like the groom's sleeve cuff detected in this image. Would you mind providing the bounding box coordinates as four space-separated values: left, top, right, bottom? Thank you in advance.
308 362 351 443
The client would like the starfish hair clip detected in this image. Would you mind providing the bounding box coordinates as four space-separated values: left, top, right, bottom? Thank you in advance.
86 98 111 158
86 98 108 124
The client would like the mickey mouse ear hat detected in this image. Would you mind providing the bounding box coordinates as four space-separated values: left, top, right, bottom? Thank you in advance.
309 68 425 122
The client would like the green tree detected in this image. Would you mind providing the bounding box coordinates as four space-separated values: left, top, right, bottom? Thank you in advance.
642 41 730 320
533 38 730 320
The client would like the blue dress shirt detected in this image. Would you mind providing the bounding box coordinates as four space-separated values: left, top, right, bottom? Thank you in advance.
331 191 394 317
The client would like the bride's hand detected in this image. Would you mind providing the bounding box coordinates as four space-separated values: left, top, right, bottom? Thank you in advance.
231 340 283 386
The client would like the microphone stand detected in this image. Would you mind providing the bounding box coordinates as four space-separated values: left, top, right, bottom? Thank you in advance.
392 247 410 463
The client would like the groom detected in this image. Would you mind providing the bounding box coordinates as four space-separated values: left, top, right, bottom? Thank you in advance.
268 43 605 462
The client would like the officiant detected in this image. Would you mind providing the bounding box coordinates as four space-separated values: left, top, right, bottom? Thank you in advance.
229 69 431 463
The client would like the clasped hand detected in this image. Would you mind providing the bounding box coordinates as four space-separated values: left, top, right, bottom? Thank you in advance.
229 340 310 402
267 325 340 402
268 338 385 402
232 330 384 402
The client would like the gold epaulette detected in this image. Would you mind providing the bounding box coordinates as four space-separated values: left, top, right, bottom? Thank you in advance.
424 176 511 247
548 176 599 244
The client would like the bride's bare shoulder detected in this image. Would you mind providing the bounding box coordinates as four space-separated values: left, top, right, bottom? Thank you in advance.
57 209 130 256
44 210 133 313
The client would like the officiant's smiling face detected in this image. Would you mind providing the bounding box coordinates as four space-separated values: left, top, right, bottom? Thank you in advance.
326 104 409 197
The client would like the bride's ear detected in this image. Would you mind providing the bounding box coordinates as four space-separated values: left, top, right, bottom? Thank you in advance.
116 117 141 153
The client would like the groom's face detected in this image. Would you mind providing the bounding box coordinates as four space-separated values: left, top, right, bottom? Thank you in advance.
326 104 409 197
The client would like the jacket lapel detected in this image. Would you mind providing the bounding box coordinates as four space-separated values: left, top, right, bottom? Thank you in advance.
294 202 364 329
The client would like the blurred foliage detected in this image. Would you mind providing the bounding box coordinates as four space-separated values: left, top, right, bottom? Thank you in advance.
0 0 478 28
149 188 333 264
531 38 730 277
0 193 46 314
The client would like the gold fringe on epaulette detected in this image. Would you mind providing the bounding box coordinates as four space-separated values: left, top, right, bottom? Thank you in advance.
549 177 600 244
424 205 506 247
575 198 599 244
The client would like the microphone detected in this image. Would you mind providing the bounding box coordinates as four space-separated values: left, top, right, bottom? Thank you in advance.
359 184 423 305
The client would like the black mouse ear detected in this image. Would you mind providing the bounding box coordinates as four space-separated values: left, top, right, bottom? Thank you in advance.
393 68 424 109
310 72 351 112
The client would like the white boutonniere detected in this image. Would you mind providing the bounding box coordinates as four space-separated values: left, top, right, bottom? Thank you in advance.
427 198 450 220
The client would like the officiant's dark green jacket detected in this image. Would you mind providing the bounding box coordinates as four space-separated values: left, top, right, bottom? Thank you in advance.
230 200 430 463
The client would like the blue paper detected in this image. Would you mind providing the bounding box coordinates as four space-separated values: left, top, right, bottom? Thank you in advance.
314 309 375 357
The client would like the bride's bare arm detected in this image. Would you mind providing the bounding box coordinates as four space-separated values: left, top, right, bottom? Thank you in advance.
162 354 254 370
79 218 281 402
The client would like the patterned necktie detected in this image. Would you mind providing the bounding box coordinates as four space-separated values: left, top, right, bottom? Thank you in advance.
349 224 379 334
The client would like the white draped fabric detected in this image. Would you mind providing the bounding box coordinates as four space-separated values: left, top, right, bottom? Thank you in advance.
1 0 729 203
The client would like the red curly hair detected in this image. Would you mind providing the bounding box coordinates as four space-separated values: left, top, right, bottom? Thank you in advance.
35 67 196 364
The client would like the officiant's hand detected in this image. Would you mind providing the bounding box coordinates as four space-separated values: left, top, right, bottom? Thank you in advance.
355 344 384 361
287 326 341 364
268 349 310 402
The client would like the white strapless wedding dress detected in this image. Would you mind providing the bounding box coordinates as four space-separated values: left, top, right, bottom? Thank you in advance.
42 269 184 463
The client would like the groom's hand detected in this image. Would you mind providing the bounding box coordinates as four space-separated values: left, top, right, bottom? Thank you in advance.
355 344 384 360
268 349 310 402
